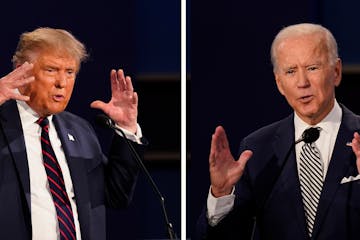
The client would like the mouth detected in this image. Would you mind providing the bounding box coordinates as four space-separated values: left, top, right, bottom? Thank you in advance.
52 94 65 102
298 95 313 103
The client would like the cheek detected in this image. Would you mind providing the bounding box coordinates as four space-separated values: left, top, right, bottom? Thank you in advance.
280 83 296 99
66 81 75 96
316 80 333 97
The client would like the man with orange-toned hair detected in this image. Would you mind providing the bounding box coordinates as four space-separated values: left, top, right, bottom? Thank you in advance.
0 27 145 240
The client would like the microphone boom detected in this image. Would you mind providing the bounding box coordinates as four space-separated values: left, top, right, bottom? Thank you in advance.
95 114 177 239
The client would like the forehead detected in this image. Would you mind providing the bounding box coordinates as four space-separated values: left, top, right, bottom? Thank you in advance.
276 34 328 66
31 49 78 69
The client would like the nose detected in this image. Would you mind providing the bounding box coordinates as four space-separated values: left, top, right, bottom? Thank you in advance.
297 69 310 88
55 72 67 88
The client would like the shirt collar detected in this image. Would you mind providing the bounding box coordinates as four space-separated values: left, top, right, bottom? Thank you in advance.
16 100 53 128
294 99 342 141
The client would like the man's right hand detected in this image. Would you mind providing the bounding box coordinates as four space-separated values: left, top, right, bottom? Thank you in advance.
209 126 253 197
0 62 34 105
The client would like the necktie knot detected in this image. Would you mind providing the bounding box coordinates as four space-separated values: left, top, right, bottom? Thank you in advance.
36 117 49 132
37 117 49 128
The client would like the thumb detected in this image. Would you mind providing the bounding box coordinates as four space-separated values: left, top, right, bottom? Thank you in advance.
227 150 253 184
237 150 253 164
90 100 107 111
234 150 253 173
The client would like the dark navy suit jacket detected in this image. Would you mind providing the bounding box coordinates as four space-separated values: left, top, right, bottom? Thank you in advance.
197 105 360 240
0 100 145 239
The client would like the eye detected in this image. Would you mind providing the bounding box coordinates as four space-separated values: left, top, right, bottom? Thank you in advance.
307 66 319 71
285 69 295 75
66 69 76 76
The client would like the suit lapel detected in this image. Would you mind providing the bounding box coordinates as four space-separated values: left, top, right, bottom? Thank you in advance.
0 101 31 212
53 114 91 240
272 115 309 238
312 106 359 238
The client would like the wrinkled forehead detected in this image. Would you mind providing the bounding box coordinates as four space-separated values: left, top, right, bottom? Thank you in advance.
276 34 329 63
279 33 326 50
27 48 80 69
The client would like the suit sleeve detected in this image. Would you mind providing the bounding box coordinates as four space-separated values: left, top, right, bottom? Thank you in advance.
104 134 147 208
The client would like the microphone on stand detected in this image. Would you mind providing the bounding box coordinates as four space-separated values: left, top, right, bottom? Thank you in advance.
262 127 321 206
295 127 321 144
251 127 321 239
95 114 177 239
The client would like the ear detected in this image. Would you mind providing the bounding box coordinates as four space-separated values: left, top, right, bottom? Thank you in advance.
333 58 342 87
274 72 285 96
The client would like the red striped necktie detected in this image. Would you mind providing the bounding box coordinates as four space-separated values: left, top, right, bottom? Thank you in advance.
37 117 76 240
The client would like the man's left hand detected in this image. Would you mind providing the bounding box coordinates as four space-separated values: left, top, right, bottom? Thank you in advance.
91 69 138 134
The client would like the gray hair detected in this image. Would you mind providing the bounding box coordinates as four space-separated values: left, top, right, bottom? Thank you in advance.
270 23 338 71
12 27 89 71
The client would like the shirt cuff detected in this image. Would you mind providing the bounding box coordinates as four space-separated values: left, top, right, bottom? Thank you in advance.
114 123 143 144
207 186 235 226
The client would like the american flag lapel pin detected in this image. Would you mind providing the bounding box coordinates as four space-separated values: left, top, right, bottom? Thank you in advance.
68 133 75 142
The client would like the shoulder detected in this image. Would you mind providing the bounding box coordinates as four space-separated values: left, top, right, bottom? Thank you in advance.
341 104 360 121
244 114 293 143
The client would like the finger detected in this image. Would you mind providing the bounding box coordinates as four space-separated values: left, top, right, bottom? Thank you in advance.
210 126 228 166
124 76 134 91
237 150 253 165
90 100 107 112
117 69 126 91
230 150 252 181
354 132 360 141
354 133 360 173
352 132 360 146
10 62 33 79
211 126 222 153
133 92 138 105
352 137 360 156
209 133 217 167
10 93 30 102
12 76 35 88
214 126 229 150
110 69 119 93
15 61 33 72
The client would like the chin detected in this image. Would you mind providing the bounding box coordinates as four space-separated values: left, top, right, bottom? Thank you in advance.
47 106 67 115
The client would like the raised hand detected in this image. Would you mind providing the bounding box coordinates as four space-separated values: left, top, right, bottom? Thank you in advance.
351 132 360 173
0 62 34 105
209 126 253 197
91 69 138 133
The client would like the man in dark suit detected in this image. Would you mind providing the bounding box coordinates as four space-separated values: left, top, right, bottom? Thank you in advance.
0 27 145 239
196 23 360 239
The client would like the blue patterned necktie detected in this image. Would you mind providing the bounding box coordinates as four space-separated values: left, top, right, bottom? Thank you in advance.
299 139 323 237
37 117 76 240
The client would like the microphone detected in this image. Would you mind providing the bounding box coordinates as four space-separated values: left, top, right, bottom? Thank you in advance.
264 127 321 201
95 114 177 239
301 127 321 144
252 127 321 238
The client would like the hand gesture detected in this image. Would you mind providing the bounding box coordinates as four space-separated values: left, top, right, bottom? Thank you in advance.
91 69 138 133
351 132 360 173
0 62 34 105
209 126 253 197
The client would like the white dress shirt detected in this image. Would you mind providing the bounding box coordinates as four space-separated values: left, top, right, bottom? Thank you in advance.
207 100 342 226
17 100 142 239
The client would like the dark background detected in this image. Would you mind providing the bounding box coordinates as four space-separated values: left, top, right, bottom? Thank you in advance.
190 0 360 238
0 0 180 239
